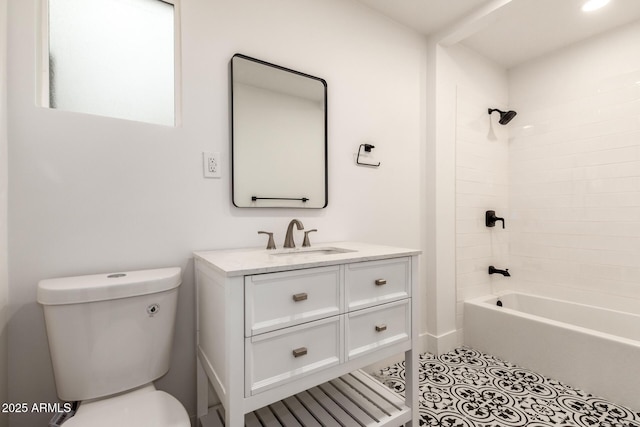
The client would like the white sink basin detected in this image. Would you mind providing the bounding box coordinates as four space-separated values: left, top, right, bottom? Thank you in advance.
270 247 356 257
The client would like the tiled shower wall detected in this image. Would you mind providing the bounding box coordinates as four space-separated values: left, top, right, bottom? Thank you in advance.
448 44 510 340
455 86 510 332
508 21 640 312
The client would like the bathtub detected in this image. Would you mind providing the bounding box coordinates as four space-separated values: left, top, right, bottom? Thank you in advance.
464 292 640 411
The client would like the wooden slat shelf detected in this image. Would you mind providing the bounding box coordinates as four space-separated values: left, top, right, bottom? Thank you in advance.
199 370 409 427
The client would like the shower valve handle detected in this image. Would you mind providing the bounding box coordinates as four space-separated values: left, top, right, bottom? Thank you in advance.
485 210 505 229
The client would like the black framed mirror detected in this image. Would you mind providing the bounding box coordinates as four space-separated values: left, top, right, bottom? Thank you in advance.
231 54 328 208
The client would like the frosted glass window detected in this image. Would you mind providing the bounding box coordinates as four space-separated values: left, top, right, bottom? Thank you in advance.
48 0 175 126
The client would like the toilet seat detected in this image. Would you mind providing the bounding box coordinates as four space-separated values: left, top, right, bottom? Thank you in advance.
63 386 189 427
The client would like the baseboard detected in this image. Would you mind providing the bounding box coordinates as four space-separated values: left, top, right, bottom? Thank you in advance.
422 329 459 355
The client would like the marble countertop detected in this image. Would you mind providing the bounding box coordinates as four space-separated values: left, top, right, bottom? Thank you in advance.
193 241 421 277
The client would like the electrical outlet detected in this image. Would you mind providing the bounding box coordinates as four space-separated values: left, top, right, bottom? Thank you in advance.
203 152 221 178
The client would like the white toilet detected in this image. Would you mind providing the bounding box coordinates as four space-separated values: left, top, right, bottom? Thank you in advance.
37 267 190 427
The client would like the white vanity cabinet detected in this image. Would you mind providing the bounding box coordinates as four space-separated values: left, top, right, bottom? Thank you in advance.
194 242 420 426
245 265 342 337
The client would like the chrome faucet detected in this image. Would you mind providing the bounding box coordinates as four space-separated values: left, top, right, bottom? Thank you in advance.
283 219 304 248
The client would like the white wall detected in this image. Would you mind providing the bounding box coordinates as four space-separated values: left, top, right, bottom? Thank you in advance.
6 0 426 425
0 0 9 425
508 20 640 312
424 41 458 353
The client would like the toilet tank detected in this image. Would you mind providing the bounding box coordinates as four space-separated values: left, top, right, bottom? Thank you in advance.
37 267 182 402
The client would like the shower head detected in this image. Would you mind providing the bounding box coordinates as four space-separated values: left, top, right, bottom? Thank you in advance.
488 108 517 125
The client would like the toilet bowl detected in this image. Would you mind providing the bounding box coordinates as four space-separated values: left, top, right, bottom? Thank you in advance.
62 385 188 427
37 267 190 427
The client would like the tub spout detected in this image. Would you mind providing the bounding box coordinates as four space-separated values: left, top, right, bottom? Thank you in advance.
488 266 510 277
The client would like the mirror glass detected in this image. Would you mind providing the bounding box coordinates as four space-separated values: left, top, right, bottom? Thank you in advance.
231 54 327 208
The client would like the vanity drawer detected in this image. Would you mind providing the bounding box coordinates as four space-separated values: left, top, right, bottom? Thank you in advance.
245 316 343 396
245 266 342 336
345 257 410 311
346 299 410 360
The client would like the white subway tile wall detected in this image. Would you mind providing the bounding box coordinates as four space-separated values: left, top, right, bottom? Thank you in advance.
455 86 510 333
509 27 640 313
454 23 640 320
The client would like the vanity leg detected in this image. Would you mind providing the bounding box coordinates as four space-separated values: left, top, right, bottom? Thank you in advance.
225 276 246 427
196 357 209 419
404 348 419 426
224 408 245 427
405 255 419 426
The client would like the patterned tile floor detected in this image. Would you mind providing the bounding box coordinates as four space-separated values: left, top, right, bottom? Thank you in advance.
376 347 640 427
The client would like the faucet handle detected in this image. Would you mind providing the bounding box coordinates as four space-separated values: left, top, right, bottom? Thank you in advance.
485 210 505 229
258 231 276 250
302 229 317 247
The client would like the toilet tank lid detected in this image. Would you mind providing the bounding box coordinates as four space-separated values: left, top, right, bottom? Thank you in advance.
37 267 182 305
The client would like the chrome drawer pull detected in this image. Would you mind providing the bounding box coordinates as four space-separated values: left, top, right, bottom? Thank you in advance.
375 279 387 286
375 324 387 332
292 293 308 302
292 347 308 358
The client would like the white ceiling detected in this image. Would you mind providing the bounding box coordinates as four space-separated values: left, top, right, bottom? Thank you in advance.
356 0 640 68
353 0 490 35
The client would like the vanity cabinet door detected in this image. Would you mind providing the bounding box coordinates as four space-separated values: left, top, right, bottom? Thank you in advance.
346 299 411 360
245 315 343 396
245 265 342 336
345 257 410 311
